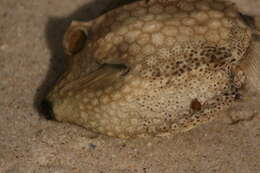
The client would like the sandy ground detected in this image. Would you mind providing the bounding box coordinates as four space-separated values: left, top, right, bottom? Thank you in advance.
0 0 259 172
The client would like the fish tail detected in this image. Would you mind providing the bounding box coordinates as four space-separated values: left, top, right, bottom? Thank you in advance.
232 40 260 118
242 40 260 93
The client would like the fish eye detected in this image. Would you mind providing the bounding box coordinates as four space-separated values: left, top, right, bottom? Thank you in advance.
63 23 89 56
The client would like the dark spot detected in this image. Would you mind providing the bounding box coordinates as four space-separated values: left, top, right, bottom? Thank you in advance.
235 93 241 100
172 71 178 76
179 68 184 74
176 61 183 65
211 54 216 59
88 143 97 149
156 71 161 77
223 54 229 58
190 98 202 112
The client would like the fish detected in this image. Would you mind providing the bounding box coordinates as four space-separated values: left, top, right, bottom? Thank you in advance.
43 0 260 138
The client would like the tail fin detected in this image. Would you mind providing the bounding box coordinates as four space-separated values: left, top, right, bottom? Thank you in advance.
228 40 260 122
242 40 260 93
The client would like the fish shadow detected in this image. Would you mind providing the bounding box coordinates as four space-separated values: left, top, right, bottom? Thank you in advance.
34 0 137 119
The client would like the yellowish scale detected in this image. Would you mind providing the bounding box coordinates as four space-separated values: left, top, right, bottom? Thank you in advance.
45 0 260 138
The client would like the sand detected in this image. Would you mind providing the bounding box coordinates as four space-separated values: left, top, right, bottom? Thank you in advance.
0 0 259 172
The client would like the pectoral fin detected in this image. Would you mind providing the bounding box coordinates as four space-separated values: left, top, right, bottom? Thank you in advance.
61 63 129 93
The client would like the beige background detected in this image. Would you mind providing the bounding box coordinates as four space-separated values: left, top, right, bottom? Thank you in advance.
0 0 259 172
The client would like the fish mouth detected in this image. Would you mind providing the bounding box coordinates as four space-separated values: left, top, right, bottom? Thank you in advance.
40 98 54 120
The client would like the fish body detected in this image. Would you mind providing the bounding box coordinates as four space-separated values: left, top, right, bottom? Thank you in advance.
46 0 258 138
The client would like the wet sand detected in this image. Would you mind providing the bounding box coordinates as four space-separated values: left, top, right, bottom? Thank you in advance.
0 0 259 172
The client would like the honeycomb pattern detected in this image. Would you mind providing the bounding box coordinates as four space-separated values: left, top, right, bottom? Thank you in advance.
47 0 252 138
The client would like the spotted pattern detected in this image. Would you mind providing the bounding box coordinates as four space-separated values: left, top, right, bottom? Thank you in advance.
47 0 252 138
